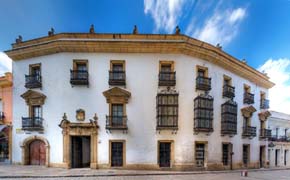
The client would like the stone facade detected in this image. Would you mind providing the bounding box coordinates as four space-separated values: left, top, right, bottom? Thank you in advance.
6 32 274 170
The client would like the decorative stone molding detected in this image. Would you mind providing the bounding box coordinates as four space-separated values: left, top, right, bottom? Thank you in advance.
103 87 131 104
258 111 271 121
59 113 99 169
20 135 50 167
241 105 257 118
5 33 274 89
21 90 46 106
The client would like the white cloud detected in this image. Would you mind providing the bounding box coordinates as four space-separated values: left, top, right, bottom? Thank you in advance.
0 52 12 76
188 7 246 46
258 58 290 114
144 0 187 33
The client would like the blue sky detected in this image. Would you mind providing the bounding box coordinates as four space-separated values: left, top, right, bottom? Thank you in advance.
0 0 290 112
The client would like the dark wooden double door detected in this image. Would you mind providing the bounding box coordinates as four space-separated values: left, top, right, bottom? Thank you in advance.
29 140 46 165
71 136 91 168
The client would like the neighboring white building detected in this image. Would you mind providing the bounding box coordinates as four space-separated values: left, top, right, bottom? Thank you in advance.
6 28 274 170
268 111 290 167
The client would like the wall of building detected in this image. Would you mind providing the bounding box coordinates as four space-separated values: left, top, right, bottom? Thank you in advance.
0 72 13 124
12 52 269 169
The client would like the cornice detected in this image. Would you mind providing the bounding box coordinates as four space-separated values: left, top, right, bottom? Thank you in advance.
5 33 275 89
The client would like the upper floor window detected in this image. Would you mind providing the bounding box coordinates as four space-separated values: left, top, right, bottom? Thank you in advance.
222 75 235 98
158 61 176 86
194 94 213 132
0 99 4 122
260 92 269 109
109 60 126 86
156 92 178 130
196 66 211 91
70 60 89 86
241 105 257 138
243 85 254 104
25 63 42 89
221 100 237 135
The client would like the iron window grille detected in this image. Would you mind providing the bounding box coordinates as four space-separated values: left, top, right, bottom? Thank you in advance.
194 94 213 132
221 100 237 135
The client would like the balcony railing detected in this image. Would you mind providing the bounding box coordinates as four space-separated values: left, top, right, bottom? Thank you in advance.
156 115 178 130
260 99 270 109
109 71 126 86
223 85 235 98
70 70 89 85
158 71 176 86
270 135 290 142
0 112 4 122
260 129 272 139
196 76 211 91
25 74 42 89
243 92 255 104
22 117 43 131
106 116 128 130
242 126 257 137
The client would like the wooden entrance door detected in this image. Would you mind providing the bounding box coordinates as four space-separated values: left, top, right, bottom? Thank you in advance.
159 142 171 167
71 136 91 168
29 140 46 165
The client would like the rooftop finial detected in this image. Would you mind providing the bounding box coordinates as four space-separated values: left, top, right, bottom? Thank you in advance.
90 24 95 33
133 25 138 34
175 26 180 35
62 113 67 120
242 58 247 64
15 35 22 44
48 27 55 36
216 43 222 49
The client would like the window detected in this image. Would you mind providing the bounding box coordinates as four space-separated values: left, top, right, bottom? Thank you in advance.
111 104 124 126
195 143 205 167
243 145 250 166
223 75 235 98
196 66 211 91
156 93 178 129
222 144 230 166
25 64 42 89
260 92 269 109
243 85 254 104
70 60 89 85
194 94 213 132
110 141 125 167
159 61 176 86
159 142 171 167
221 100 237 135
109 60 126 85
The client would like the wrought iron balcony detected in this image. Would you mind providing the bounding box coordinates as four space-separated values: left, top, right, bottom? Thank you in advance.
260 129 272 139
260 99 270 109
0 112 4 122
270 135 290 142
196 76 211 91
242 126 257 137
243 92 254 104
158 71 176 86
156 115 178 130
70 70 89 85
25 74 42 89
109 71 126 86
22 117 43 131
106 116 128 130
223 85 235 98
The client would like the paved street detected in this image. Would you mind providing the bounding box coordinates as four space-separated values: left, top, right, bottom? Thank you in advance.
0 165 290 180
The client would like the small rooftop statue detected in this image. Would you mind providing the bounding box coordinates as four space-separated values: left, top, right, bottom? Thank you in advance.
15 35 22 44
133 25 138 34
48 28 55 36
175 26 180 35
216 43 222 49
90 24 95 33
242 58 247 64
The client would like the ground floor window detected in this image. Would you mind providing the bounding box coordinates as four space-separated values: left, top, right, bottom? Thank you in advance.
222 144 229 166
0 127 9 162
195 143 205 167
243 145 250 166
111 141 124 167
159 142 171 167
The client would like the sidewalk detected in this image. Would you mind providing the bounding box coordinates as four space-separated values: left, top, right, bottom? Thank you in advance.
0 165 289 178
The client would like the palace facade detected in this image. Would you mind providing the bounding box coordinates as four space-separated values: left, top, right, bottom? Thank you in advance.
5 27 274 170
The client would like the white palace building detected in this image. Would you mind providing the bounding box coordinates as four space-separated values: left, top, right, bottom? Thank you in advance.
5 26 274 170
